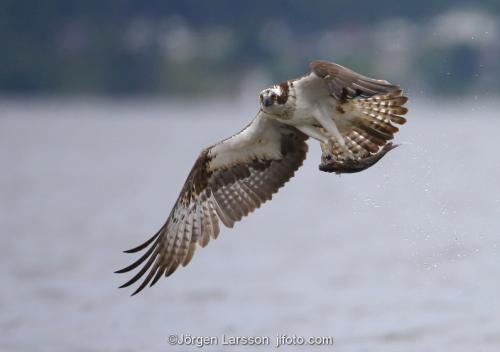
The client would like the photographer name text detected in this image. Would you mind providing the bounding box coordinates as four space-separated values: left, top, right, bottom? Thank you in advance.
168 333 334 348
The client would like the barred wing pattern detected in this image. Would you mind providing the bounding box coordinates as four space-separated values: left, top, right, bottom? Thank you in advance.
306 60 408 173
116 116 308 295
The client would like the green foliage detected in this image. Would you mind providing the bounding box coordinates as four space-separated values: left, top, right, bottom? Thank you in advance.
418 44 481 95
0 0 498 95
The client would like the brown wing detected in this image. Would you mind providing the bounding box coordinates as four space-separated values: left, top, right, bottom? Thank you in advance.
116 117 308 295
310 60 402 100
307 60 408 173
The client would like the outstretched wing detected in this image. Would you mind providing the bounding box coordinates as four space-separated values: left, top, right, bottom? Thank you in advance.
298 60 408 173
116 113 308 295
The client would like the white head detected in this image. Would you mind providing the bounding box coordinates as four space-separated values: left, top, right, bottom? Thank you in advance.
259 82 291 115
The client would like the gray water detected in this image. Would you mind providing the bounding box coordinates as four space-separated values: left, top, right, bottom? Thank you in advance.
1 97 499 351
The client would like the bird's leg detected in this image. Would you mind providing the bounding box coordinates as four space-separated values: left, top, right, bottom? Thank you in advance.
296 125 330 144
314 103 354 160
296 125 346 166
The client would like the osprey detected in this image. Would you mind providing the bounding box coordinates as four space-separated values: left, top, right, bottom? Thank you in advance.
116 60 408 295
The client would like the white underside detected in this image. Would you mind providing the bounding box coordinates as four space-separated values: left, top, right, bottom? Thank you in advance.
208 113 283 171
208 72 356 170
277 73 350 149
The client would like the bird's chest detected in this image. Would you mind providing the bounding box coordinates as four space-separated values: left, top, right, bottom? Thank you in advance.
273 105 295 121
285 95 317 125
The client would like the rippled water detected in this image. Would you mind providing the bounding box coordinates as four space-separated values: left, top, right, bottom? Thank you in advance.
1 97 500 351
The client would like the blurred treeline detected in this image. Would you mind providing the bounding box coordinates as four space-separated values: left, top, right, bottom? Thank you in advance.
1 0 499 96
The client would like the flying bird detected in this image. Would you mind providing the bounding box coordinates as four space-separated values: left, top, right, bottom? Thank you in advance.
116 60 408 295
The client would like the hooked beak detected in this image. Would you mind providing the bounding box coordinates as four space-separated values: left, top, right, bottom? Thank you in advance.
263 96 273 107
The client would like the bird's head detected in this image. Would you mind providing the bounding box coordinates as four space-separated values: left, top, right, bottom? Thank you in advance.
259 83 291 115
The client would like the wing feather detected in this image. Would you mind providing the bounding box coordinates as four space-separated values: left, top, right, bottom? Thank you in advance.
301 60 408 173
182 242 197 267
310 60 400 100
117 114 308 294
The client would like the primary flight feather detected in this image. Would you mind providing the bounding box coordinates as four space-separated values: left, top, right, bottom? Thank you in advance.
116 60 408 295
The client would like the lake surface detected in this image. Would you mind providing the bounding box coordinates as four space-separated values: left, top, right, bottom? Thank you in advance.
1 97 499 351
